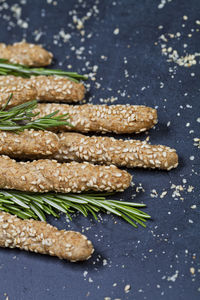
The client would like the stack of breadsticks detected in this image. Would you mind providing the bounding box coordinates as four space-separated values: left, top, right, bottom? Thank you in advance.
0 42 178 261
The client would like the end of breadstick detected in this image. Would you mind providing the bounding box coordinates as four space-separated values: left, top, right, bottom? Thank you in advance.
133 106 158 134
0 212 94 262
165 149 179 170
61 231 94 262
9 42 53 66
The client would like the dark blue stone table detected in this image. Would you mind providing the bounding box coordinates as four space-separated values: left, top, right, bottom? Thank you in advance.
0 0 199 299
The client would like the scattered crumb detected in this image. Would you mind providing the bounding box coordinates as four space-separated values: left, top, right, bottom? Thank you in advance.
190 267 195 275
191 205 197 209
167 271 179 282
194 138 200 148
160 191 168 198
124 284 131 293
158 0 173 10
113 28 119 35
100 96 118 103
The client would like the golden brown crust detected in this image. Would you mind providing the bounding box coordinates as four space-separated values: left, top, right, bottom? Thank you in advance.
0 75 85 107
30 76 85 102
0 42 53 66
36 103 158 134
0 130 178 170
0 155 131 193
54 132 178 170
0 212 94 261
0 75 36 107
0 130 59 159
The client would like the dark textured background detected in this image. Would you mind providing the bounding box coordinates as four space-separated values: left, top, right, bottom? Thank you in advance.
0 0 200 299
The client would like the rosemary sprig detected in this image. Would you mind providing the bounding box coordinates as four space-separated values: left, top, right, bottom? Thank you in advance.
0 59 87 83
0 95 72 131
0 190 151 228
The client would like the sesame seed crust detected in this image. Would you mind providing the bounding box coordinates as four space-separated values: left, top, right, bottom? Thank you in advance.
0 131 177 170
0 212 94 261
0 75 36 107
36 103 158 134
53 132 178 170
0 130 59 159
0 75 85 108
0 42 53 66
30 75 85 102
0 155 131 193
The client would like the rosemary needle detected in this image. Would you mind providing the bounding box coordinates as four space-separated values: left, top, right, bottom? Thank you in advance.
0 190 151 228
0 95 73 132
0 59 87 83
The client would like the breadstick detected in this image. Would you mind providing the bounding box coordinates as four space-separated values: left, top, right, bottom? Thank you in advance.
35 103 158 134
0 130 59 158
0 212 93 261
0 42 53 66
0 76 36 107
0 156 131 193
0 76 85 107
0 130 178 170
30 75 85 102
54 132 178 170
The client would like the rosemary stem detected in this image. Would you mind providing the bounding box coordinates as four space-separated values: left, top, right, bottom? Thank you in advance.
0 190 150 228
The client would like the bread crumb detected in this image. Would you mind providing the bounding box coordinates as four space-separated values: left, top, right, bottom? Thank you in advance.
113 28 119 35
190 267 195 275
124 284 131 293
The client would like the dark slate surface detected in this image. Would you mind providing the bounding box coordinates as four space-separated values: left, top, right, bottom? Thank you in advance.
0 0 200 299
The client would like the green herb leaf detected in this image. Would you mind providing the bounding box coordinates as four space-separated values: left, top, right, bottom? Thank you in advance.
0 190 151 228
0 96 73 132
0 59 87 83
